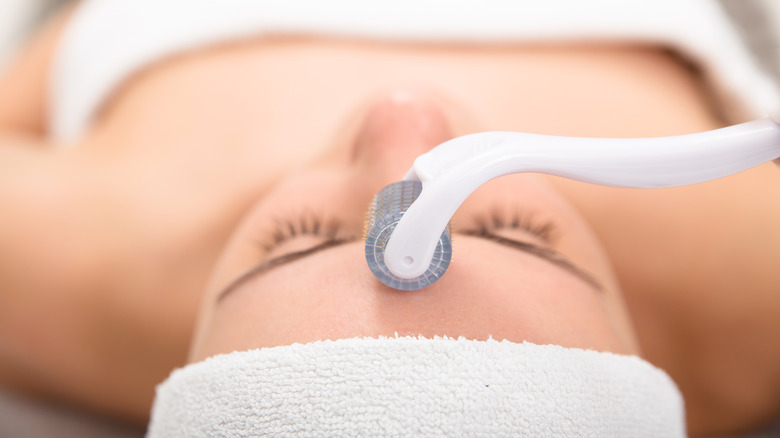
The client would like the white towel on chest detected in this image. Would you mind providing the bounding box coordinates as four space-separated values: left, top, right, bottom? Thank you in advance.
147 337 685 437
54 0 779 141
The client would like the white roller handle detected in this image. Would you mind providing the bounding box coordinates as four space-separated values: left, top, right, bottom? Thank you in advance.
384 118 780 279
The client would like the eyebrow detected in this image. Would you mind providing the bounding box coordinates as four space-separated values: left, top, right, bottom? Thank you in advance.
217 233 602 303
217 238 356 303
458 231 603 291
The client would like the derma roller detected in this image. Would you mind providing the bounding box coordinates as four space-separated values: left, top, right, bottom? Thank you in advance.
364 118 780 290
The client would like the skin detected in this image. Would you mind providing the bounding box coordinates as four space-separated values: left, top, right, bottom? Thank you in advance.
0 5 779 436
191 96 639 362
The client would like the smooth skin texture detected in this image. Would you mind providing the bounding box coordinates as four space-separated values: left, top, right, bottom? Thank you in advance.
0 5 779 436
191 97 638 363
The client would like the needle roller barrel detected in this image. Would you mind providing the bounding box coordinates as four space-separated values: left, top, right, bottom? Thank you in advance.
364 118 780 291
364 180 452 291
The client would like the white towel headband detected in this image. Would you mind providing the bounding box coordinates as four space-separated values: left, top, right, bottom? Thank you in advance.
147 337 685 437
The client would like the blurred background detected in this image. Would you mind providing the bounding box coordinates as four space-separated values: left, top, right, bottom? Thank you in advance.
2 0 780 92
0 0 64 68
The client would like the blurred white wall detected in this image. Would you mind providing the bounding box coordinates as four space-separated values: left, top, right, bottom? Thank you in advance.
766 0 780 27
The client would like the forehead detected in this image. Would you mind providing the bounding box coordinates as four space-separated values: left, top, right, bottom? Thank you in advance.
201 234 626 359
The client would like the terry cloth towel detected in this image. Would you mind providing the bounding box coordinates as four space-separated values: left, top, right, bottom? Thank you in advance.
53 0 779 141
147 337 685 437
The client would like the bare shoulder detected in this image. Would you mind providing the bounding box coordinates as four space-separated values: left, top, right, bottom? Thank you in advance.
0 2 79 138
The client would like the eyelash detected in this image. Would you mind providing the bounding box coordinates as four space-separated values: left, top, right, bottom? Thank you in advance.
260 213 343 253
465 210 557 244
260 209 556 255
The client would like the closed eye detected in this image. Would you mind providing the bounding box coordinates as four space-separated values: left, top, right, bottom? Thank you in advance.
258 213 344 254
217 229 602 304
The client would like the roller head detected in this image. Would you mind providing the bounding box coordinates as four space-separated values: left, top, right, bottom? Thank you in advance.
364 181 452 291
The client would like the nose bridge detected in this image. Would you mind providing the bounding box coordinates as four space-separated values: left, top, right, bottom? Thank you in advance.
352 91 454 185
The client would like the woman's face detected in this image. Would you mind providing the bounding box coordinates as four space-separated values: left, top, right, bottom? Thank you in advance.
189 91 639 362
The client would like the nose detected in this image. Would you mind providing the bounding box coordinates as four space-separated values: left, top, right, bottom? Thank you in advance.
352 90 454 184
